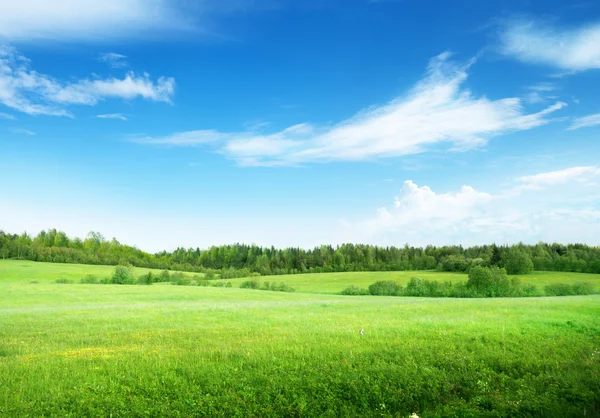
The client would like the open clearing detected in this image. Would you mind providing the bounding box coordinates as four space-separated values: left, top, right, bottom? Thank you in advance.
1 260 599 417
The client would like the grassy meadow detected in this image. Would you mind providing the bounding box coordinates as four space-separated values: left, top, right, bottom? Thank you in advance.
1 260 600 417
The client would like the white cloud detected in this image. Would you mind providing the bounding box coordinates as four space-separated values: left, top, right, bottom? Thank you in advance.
516 166 600 190
10 128 35 135
346 166 600 246
97 113 128 121
0 0 191 42
569 113 600 130
136 53 566 166
499 18 600 71
132 130 233 146
98 53 129 69
0 46 174 117
0 112 15 120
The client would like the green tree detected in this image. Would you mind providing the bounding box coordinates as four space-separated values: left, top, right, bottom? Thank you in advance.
503 247 534 275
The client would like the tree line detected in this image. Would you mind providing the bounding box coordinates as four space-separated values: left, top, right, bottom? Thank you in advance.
1 228 600 275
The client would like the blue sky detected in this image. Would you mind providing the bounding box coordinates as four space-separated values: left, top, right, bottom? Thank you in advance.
1 0 599 251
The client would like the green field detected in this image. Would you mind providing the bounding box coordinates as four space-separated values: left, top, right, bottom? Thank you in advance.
1 260 600 417
223 270 600 294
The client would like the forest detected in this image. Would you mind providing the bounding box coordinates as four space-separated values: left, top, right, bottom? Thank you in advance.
1 228 599 276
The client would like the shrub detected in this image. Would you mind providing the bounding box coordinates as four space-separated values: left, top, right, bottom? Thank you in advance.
572 282 596 295
341 286 370 296
171 272 191 286
111 265 135 285
467 266 510 297
368 281 402 296
158 270 171 283
80 274 99 284
55 278 73 284
137 272 154 285
544 283 574 296
204 270 216 280
197 280 211 287
211 281 226 287
240 279 261 289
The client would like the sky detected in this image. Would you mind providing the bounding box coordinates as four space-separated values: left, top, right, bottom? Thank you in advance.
1 0 599 252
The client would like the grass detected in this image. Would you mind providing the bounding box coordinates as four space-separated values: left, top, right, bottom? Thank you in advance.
1 260 600 417
223 270 600 294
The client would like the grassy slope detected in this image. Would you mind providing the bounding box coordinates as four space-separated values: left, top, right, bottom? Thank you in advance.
0 260 195 284
223 270 600 294
1 260 600 416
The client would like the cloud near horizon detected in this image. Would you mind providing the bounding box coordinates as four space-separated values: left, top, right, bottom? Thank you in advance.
0 46 175 117
345 166 600 247
136 53 567 166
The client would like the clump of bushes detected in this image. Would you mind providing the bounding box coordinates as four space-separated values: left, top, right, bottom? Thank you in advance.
197 280 232 288
544 282 595 296
341 286 370 295
137 272 155 285
111 265 135 285
55 278 73 284
80 274 99 284
171 272 191 286
368 281 402 296
240 279 261 289
240 279 295 293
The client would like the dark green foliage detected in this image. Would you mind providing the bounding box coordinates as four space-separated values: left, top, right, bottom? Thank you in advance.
137 272 155 285
55 278 73 284
368 280 402 296
111 265 134 285
467 266 511 297
240 279 261 289
341 285 370 295
170 272 191 286
404 277 455 297
3 228 600 277
240 279 294 292
503 247 534 275
158 270 171 283
80 274 99 284
545 282 596 296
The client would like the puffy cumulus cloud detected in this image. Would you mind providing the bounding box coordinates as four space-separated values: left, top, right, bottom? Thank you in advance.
499 18 600 72
344 166 600 246
136 53 566 165
0 46 174 117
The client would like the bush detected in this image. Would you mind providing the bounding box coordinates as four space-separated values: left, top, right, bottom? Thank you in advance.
137 272 154 285
204 270 216 280
544 283 575 296
545 282 596 296
158 270 171 283
171 272 191 286
240 279 261 289
111 266 135 285
197 280 211 287
467 266 510 297
368 281 402 296
55 278 73 284
80 274 99 284
341 286 370 296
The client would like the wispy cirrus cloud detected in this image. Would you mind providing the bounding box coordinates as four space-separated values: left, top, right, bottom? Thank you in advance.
97 113 128 121
0 112 16 120
98 53 129 69
10 128 35 135
0 46 175 117
498 18 600 72
136 52 566 166
569 113 600 130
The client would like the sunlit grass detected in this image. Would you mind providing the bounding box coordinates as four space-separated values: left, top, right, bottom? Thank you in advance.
1 260 599 416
